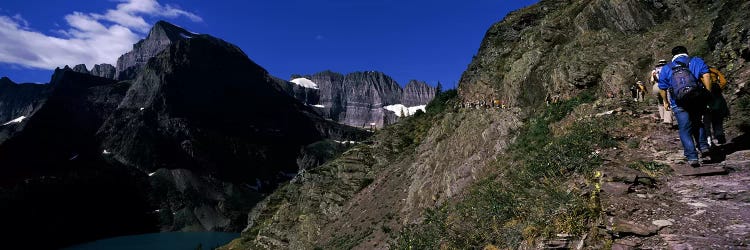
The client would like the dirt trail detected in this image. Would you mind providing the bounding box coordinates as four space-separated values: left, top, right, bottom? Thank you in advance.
597 104 750 249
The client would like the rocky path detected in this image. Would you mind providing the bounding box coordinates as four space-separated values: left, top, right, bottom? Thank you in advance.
597 105 750 249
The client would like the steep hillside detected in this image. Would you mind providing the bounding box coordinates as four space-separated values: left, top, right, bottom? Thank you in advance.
224 0 750 249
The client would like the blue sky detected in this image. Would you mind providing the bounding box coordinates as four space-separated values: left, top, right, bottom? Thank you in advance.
0 0 537 88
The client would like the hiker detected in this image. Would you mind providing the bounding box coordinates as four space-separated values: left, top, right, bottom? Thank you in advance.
704 67 729 145
630 82 639 101
658 46 712 167
651 59 674 125
636 80 646 102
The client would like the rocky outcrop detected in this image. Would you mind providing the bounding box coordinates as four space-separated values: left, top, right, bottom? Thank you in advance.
289 71 437 128
401 80 436 106
91 63 116 79
274 76 320 107
0 77 49 125
457 0 693 111
115 21 195 80
72 64 90 74
0 77 50 144
64 64 116 79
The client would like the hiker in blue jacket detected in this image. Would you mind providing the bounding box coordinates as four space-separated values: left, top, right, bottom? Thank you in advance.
658 46 713 167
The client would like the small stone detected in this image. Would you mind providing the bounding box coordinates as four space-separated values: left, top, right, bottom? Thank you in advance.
713 192 729 200
602 182 631 194
687 202 708 208
556 233 572 238
652 220 674 228
691 210 706 216
615 239 639 246
613 219 659 236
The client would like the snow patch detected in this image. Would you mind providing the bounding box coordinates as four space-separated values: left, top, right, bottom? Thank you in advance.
102 149 112 155
139 107 145 111
384 104 427 117
148 172 156 177
2 116 27 126
312 104 325 108
290 78 319 89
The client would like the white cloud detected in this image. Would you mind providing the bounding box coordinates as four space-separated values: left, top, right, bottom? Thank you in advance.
0 0 201 70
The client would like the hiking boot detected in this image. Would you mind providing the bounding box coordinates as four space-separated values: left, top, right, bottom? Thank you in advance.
700 148 711 158
687 160 701 168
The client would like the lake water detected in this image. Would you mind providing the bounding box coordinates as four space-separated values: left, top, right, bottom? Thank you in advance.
64 232 239 250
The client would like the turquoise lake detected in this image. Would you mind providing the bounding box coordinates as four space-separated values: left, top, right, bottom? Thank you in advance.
64 232 239 250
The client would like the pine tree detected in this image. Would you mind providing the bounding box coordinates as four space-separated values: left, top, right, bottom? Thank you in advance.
436 81 443 94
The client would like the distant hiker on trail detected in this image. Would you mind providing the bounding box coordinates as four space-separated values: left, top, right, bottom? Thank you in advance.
704 67 729 145
630 83 639 101
651 59 675 125
636 80 646 102
658 46 713 167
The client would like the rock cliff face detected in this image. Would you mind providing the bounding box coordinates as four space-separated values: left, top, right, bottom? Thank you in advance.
72 64 90 74
0 77 49 125
401 80 436 106
287 71 436 128
224 0 750 249
69 63 117 79
457 0 704 110
275 76 321 108
91 63 116 79
0 77 50 143
115 21 194 80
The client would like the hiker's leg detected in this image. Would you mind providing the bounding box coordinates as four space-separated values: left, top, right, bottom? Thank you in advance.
693 109 710 151
703 111 714 143
713 115 726 143
658 105 666 121
673 107 699 160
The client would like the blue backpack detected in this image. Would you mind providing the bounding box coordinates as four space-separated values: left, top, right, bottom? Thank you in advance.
670 58 708 108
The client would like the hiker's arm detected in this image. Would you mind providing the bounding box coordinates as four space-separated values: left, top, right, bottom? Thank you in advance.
659 89 670 111
701 73 712 92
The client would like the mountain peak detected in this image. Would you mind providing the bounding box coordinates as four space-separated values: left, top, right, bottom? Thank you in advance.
115 21 200 80
148 20 198 42
0 77 13 87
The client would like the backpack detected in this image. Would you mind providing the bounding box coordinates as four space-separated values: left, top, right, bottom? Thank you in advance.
709 67 727 90
670 58 708 108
